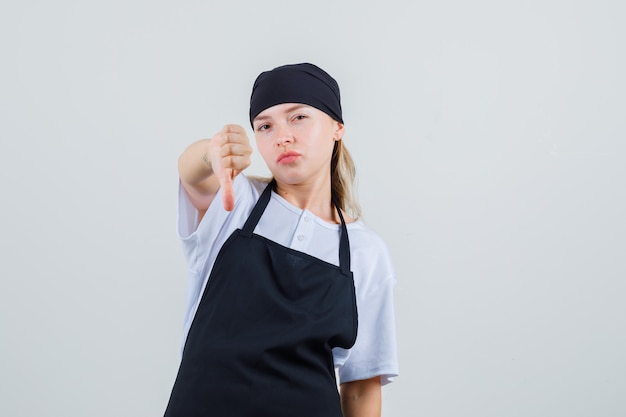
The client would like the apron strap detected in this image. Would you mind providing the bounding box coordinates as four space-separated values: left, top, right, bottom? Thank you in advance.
241 179 351 275
333 196 351 276
241 179 274 238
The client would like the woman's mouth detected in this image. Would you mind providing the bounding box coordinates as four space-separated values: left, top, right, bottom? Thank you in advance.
277 151 301 165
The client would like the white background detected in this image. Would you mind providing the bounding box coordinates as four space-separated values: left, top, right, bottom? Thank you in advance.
1 1 625 416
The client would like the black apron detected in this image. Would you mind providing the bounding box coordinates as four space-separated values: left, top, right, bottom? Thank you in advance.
164 181 358 417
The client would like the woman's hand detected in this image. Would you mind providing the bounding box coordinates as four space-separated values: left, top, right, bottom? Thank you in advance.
207 124 252 211
178 124 252 215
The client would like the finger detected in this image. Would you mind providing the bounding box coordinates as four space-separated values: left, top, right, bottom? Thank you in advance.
222 156 252 175
216 125 230 141
219 168 235 212
222 133 249 147
223 125 250 145
219 143 252 158
224 124 246 135
209 134 235 211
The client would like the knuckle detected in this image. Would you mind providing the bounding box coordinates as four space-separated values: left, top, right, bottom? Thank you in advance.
222 143 234 155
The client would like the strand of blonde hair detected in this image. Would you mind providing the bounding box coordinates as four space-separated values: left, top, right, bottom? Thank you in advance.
331 141 361 220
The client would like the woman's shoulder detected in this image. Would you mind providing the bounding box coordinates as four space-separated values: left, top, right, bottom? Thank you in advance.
227 174 272 205
246 174 271 187
349 222 396 291
192 175 271 232
235 174 271 192
347 220 392 259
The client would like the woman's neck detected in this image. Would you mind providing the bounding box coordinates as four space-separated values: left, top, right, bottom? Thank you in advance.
274 177 338 224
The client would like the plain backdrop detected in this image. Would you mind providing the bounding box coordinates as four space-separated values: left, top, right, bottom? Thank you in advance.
1 1 625 416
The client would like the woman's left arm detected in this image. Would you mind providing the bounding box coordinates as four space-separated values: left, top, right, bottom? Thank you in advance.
340 376 382 417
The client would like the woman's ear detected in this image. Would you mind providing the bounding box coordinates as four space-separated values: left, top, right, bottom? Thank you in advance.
334 122 345 141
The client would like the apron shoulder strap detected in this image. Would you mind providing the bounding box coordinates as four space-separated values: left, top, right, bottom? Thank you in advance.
241 179 274 238
333 196 351 276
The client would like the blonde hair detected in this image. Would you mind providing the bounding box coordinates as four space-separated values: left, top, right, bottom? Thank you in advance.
331 140 361 220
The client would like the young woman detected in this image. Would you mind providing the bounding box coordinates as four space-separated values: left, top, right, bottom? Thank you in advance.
165 63 398 417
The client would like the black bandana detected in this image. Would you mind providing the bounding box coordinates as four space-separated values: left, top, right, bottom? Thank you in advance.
249 63 343 126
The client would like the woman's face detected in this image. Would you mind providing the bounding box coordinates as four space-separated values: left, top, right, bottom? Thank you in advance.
253 103 344 186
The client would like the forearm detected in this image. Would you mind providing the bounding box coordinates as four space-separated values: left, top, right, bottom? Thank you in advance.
340 376 382 417
178 139 220 190
177 139 222 214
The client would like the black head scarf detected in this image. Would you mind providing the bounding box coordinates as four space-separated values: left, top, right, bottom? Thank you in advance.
249 63 343 126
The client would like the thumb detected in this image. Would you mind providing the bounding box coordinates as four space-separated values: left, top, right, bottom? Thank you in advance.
220 168 235 212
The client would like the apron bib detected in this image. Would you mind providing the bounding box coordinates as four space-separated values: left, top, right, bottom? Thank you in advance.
165 181 358 417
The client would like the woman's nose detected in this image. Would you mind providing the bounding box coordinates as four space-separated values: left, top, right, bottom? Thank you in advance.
274 124 293 146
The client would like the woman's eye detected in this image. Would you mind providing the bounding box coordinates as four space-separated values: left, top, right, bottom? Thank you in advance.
293 115 307 121
257 124 270 131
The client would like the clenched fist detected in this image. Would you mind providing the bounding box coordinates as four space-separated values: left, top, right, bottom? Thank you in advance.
206 124 252 211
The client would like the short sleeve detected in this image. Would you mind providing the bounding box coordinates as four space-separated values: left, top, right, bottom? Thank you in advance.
177 181 200 240
176 175 262 272
336 233 399 386
338 276 398 385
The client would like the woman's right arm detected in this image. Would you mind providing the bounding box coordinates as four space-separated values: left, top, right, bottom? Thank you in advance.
178 124 252 219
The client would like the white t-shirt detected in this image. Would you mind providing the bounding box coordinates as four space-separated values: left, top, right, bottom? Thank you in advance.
177 175 398 385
